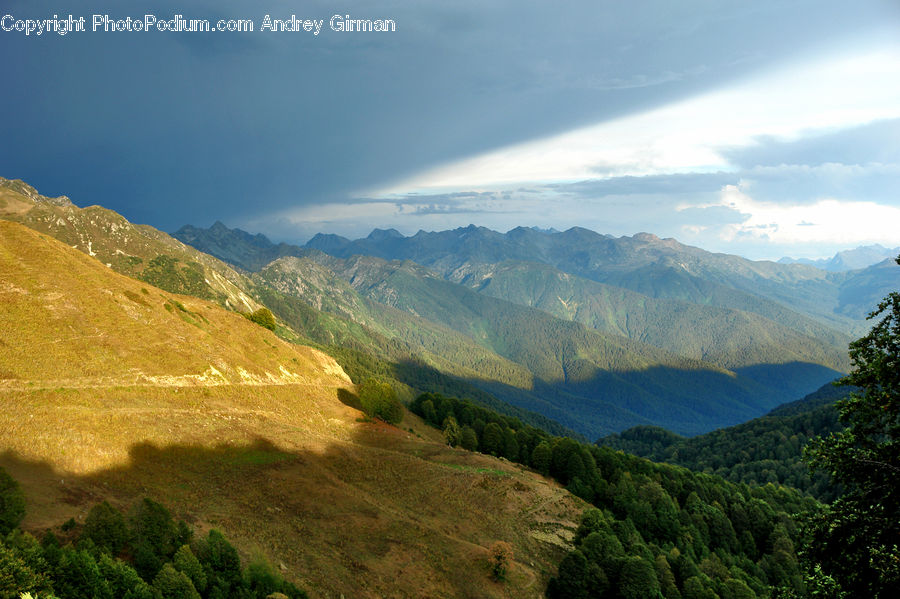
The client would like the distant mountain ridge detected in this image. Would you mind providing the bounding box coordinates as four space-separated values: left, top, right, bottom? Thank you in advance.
168 220 891 438
2 177 881 440
780 244 900 271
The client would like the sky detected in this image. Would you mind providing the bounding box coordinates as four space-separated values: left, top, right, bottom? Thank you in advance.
2 0 899 260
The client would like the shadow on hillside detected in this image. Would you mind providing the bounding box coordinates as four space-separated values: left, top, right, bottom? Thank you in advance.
453 361 843 441
0 411 575 599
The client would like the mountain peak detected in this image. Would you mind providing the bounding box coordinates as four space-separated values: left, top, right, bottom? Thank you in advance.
366 228 404 241
633 232 661 242
0 177 73 207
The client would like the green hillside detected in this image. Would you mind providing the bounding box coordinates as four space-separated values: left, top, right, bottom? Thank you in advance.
305 253 799 437
408 391 819 599
598 382 851 501
304 224 884 337
455 259 849 395
173 220 854 438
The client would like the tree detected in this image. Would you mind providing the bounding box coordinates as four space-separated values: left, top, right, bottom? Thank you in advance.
357 379 404 425
82 501 129 556
0 542 53 599
502 427 520 461
97 553 155 599
481 422 504 456
420 399 437 426
546 550 588 599
442 416 462 447
460 426 479 451
246 308 277 331
618 556 660 599
803 258 900 598
0 467 25 535
487 541 513 581
129 498 181 580
531 441 552 476
172 545 207 593
152 563 201 599
53 547 112 599
197 529 243 595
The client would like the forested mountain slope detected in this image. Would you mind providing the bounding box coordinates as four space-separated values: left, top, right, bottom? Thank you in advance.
303 224 887 337
597 382 851 500
172 221 869 437
282 251 796 437
408 391 819 599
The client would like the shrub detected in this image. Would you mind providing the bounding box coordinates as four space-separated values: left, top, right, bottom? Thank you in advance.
246 308 277 331
488 541 513 581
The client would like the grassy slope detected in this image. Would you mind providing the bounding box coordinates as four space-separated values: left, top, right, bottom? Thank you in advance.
1 177 571 437
0 220 582 598
0 177 259 312
305 224 867 336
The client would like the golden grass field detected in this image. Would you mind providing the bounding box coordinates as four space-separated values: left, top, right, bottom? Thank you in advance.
0 220 583 598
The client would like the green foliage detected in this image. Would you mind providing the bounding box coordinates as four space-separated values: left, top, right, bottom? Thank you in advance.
411 392 815 599
0 469 24 536
129 498 184 580
246 308 277 331
0 468 311 599
153 562 200 599
0 538 53 599
618 556 660 599
801 261 900 598
197 529 243 596
54 546 112 599
172 545 206 593
481 423 504 456
599 383 848 501
531 441 552 476
356 378 404 425
97 553 154 599
442 416 462 446
82 502 129 556
460 426 479 451
139 255 218 301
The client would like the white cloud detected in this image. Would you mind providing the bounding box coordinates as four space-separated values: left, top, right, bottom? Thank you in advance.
377 44 900 194
688 184 900 246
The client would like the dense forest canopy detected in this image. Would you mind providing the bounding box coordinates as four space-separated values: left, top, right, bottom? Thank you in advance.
409 393 816 598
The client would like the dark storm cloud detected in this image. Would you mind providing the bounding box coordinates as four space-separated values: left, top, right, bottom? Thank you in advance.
1 0 897 236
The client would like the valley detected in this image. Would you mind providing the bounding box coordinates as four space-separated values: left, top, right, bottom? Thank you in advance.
2 176 898 598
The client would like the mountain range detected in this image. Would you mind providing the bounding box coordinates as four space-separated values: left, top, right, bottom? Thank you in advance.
2 176 895 598
174 220 899 438
5 176 897 440
779 244 900 271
